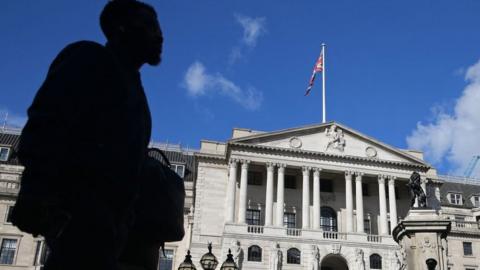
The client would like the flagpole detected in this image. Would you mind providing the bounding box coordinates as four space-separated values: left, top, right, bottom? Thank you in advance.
321 43 326 123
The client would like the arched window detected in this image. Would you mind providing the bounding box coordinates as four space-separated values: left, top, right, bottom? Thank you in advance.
287 248 301 264
320 206 337 231
247 245 262 262
370 254 382 269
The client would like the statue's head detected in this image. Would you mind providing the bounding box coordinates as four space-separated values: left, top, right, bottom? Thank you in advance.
410 171 421 183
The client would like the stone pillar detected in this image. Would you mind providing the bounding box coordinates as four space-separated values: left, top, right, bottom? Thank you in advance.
302 166 311 229
388 176 398 233
264 163 275 226
225 159 238 223
312 168 321 230
378 175 388 235
275 164 286 227
393 209 451 270
345 171 354 233
355 172 365 233
237 160 249 224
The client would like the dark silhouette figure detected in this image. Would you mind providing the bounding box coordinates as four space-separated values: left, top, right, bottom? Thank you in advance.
11 1 163 270
407 171 427 208
426 258 437 270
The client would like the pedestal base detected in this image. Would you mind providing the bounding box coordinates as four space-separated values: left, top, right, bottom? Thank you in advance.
392 209 451 270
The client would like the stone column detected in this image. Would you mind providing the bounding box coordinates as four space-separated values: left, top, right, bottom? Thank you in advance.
237 160 250 224
275 164 286 226
345 171 354 232
355 172 365 233
378 175 388 235
225 159 238 223
388 176 398 233
302 166 311 229
264 163 275 226
312 168 322 230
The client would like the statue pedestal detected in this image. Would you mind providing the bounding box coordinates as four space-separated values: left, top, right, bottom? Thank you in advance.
392 209 451 270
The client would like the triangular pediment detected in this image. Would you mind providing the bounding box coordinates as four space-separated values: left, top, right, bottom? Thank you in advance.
229 122 429 167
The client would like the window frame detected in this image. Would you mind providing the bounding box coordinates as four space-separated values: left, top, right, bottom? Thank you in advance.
0 237 19 265
283 212 296 228
246 209 261 225
471 195 480 207
158 249 175 270
247 171 263 186
286 248 301 264
247 245 262 262
320 206 337 232
170 163 185 178
320 179 333 192
4 206 13 224
463 242 473 256
0 147 10 162
449 193 463 205
369 253 382 269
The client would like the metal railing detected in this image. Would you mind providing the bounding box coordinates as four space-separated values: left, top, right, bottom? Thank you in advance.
367 234 382 242
286 228 302 236
247 225 264 234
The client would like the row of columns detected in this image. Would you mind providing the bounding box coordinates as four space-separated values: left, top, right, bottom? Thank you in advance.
226 159 402 235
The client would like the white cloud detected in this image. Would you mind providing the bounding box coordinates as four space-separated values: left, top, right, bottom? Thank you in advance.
235 14 267 48
407 58 480 176
0 108 27 129
183 61 263 110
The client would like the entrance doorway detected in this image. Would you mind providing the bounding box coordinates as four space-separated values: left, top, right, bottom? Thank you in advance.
321 254 349 270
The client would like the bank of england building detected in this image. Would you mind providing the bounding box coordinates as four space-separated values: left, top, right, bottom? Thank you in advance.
1 122 480 269
188 122 480 270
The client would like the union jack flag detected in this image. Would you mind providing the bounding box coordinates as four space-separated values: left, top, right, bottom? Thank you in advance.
305 49 324 96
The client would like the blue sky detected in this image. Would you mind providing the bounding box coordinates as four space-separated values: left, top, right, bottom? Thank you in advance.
1 1 480 176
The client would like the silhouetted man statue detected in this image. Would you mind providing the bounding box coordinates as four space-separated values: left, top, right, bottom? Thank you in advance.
11 1 163 269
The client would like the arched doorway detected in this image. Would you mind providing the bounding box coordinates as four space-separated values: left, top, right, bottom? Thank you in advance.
321 254 349 270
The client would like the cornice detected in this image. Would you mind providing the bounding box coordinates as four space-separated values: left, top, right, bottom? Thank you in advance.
228 142 429 171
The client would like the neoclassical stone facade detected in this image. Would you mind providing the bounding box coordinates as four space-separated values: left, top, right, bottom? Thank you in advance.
189 122 438 270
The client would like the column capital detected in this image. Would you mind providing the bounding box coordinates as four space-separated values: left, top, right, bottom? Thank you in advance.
266 162 276 170
302 166 312 174
378 174 388 180
345 170 354 177
276 163 287 169
354 171 364 177
229 158 239 167
378 176 386 185
388 177 396 185
313 167 322 172
241 160 250 169
313 168 321 177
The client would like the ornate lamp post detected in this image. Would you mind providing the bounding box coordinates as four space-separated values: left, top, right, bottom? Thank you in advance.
200 243 218 270
220 249 238 270
178 250 196 270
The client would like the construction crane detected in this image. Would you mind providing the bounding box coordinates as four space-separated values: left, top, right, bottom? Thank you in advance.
464 155 480 178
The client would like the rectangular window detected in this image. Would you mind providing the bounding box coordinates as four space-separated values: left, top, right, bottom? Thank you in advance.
463 242 473 256
320 179 333 192
283 212 296 228
0 238 17 265
246 209 261 225
158 249 174 270
33 241 49 266
5 206 13 223
284 175 296 189
0 147 10 162
170 164 185 178
472 196 480 207
248 171 263 185
450 193 463 205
